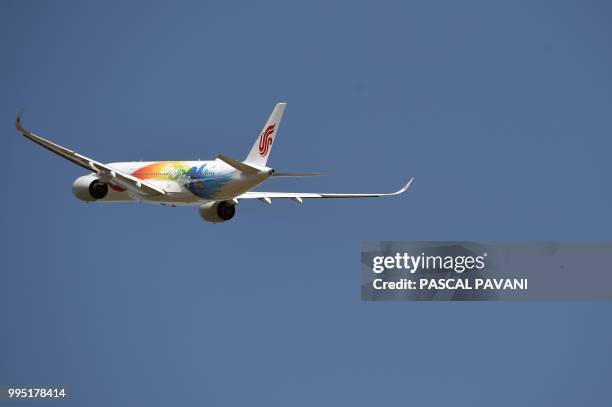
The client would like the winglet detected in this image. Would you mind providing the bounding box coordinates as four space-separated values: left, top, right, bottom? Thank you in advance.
16 113 43 143
393 177 415 195
16 113 26 134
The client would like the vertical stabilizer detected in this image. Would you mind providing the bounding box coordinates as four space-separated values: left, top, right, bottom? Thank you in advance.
245 103 286 166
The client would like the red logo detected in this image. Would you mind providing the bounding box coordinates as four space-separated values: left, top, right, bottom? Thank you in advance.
258 124 276 157
108 182 127 192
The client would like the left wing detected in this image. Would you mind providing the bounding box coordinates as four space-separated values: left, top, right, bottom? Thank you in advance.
238 178 414 203
16 115 166 196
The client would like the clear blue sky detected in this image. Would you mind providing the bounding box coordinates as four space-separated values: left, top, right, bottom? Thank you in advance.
1 1 611 405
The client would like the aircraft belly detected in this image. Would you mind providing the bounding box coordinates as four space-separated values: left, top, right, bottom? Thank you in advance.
186 177 234 200
140 191 202 205
205 176 268 200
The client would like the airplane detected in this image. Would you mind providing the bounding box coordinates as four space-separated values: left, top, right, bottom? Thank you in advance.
16 103 414 223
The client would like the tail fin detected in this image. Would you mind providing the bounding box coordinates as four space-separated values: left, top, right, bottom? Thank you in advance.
245 103 286 166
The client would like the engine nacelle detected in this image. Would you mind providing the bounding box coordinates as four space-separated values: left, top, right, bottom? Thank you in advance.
199 201 236 223
72 175 108 201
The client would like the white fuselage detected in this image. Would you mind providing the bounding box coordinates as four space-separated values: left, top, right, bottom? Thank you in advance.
73 159 271 205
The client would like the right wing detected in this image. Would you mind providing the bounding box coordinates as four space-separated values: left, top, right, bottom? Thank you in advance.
16 115 166 196
238 178 414 202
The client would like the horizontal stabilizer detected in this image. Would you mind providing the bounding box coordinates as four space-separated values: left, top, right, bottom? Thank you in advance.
217 154 260 174
271 172 326 177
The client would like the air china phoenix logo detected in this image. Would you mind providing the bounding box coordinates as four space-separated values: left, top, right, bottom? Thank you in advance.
258 124 276 157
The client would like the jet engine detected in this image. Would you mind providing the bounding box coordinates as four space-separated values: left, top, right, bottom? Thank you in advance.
199 201 236 223
72 174 108 201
